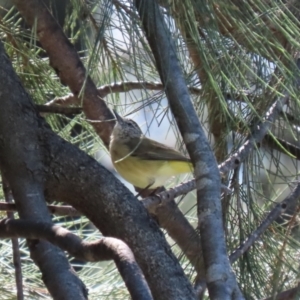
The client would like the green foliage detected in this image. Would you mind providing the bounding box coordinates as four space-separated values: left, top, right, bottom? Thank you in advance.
0 0 300 298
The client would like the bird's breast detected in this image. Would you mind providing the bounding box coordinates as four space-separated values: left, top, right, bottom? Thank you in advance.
109 140 192 188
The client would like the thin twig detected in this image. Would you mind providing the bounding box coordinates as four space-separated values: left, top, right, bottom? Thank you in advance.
219 95 288 174
229 181 300 263
0 202 80 217
2 178 23 300
45 81 202 107
263 134 300 160
45 80 260 109
261 284 300 300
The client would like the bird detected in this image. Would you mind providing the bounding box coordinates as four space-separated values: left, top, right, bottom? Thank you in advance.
109 110 193 189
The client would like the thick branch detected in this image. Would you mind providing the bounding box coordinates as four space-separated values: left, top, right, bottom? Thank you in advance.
43 128 195 299
12 0 114 147
133 0 242 298
0 196 204 284
152 200 204 279
0 218 153 300
0 41 87 299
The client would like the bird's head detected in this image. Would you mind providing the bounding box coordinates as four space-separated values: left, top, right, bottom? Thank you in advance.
111 110 143 142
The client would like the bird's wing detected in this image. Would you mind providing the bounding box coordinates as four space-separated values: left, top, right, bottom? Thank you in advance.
128 137 191 162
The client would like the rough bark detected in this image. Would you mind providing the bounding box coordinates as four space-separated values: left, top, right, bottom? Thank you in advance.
0 41 87 300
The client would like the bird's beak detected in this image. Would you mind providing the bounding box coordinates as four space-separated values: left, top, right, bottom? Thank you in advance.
113 109 123 123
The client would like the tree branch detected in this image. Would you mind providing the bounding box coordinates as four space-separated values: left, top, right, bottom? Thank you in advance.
0 197 205 286
0 202 81 217
2 178 23 300
0 41 87 299
45 81 202 107
0 218 153 300
43 128 196 299
151 199 204 280
229 181 300 263
261 284 300 300
133 0 243 298
263 134 300 160
47 81 165 106
12 0 114 147
219 96 288 174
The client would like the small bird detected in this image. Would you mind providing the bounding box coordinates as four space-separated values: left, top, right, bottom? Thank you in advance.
109 110 193 189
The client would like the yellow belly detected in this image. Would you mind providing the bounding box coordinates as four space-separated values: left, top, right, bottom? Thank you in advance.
112 156 192 189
